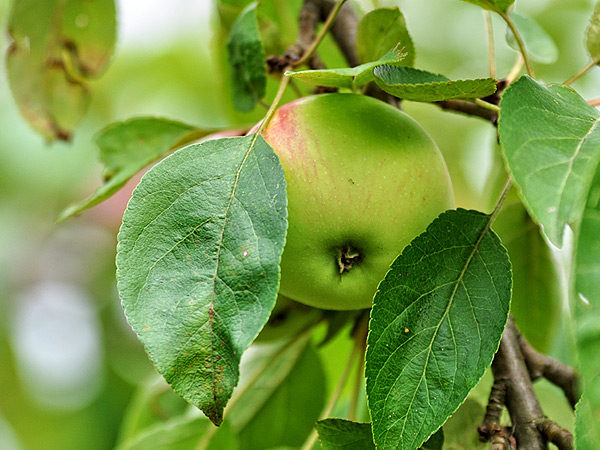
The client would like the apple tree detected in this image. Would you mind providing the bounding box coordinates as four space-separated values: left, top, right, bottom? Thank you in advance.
5 0 600 449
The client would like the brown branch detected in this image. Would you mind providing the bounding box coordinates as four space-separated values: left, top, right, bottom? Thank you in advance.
516 329 579 409
535 419 573 450
491 317 547 450
436 100 499 124
267 0 323 72
478 381 513 450
320 0 359 67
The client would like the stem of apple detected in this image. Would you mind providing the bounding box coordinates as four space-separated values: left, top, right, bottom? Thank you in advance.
293 0 348 68
300 318 364 450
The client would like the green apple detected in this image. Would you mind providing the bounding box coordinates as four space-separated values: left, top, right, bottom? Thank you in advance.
261 93 454 310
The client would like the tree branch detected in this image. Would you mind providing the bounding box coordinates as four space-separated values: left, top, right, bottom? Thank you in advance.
320 0 359 67
491 317 547 450
535 418 573 450
516 328 579 409
267 0 324 72
435 100 499 124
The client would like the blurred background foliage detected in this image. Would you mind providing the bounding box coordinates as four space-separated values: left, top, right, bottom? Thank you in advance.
0 0 597 448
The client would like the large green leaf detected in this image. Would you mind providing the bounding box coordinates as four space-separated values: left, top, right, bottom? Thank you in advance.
499 75 600 247
356 8 415 67
116 134 287 426
366 209 511 450
492 193 562 352
373 66 497 102
6 0 116 141
58 117 214 221
506 12 558 64
285 48 407 91
459 0 514 13
574 167 600 448
227 2 267 112
586 1 600 62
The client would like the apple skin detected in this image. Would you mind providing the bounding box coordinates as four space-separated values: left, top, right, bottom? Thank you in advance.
261 93 454 310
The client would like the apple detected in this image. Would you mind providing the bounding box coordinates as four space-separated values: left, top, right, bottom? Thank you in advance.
260 93 454 310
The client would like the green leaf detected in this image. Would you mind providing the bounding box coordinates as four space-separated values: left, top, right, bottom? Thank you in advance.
227 2 267 112
116 134 287 426
442 399 486 450
506 12 558 64
58 117 213 222
366 209 511 450
421 429 444 450
499 75 600 247
373 66 497 102
316 419 375 450
574 167 600 447
492 192 563 352
356 7 415 66
116 416 238 450
459 0 514 13
285 48 407 91
586 1 600 62
117 376 190 445
575 394 600 450
6 0 116 141
236 342 326 450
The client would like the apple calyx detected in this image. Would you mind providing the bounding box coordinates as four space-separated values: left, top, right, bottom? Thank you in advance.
336 244 363 275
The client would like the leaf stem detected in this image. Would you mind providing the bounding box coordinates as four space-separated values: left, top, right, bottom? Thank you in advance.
564 58 600 86
474 98 500 112
300 322 363 450
588 97 600 107
293 0 348 68
484 10 496 79
499 10 535 78
505 54 524 85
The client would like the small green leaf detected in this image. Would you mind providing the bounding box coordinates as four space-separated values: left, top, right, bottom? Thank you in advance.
586 1 600 62
316 419 375 450
575 394 600 450
506 12 558 64
236 342 326 449
421 429 444 450
443 399 486 449
285 48 406 90
58 117 212 222
373 65 497 102
492 192 563 352
499 75 600 247
116 134 287 426
459 0 514 13
117 377 190 445
356 7 415 66
227 2 267 112
116 416 238 450
6 0 116 141
574 167 600 446
366 209 511 450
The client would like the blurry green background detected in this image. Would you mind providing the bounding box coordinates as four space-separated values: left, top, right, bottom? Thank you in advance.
0 0 597 448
